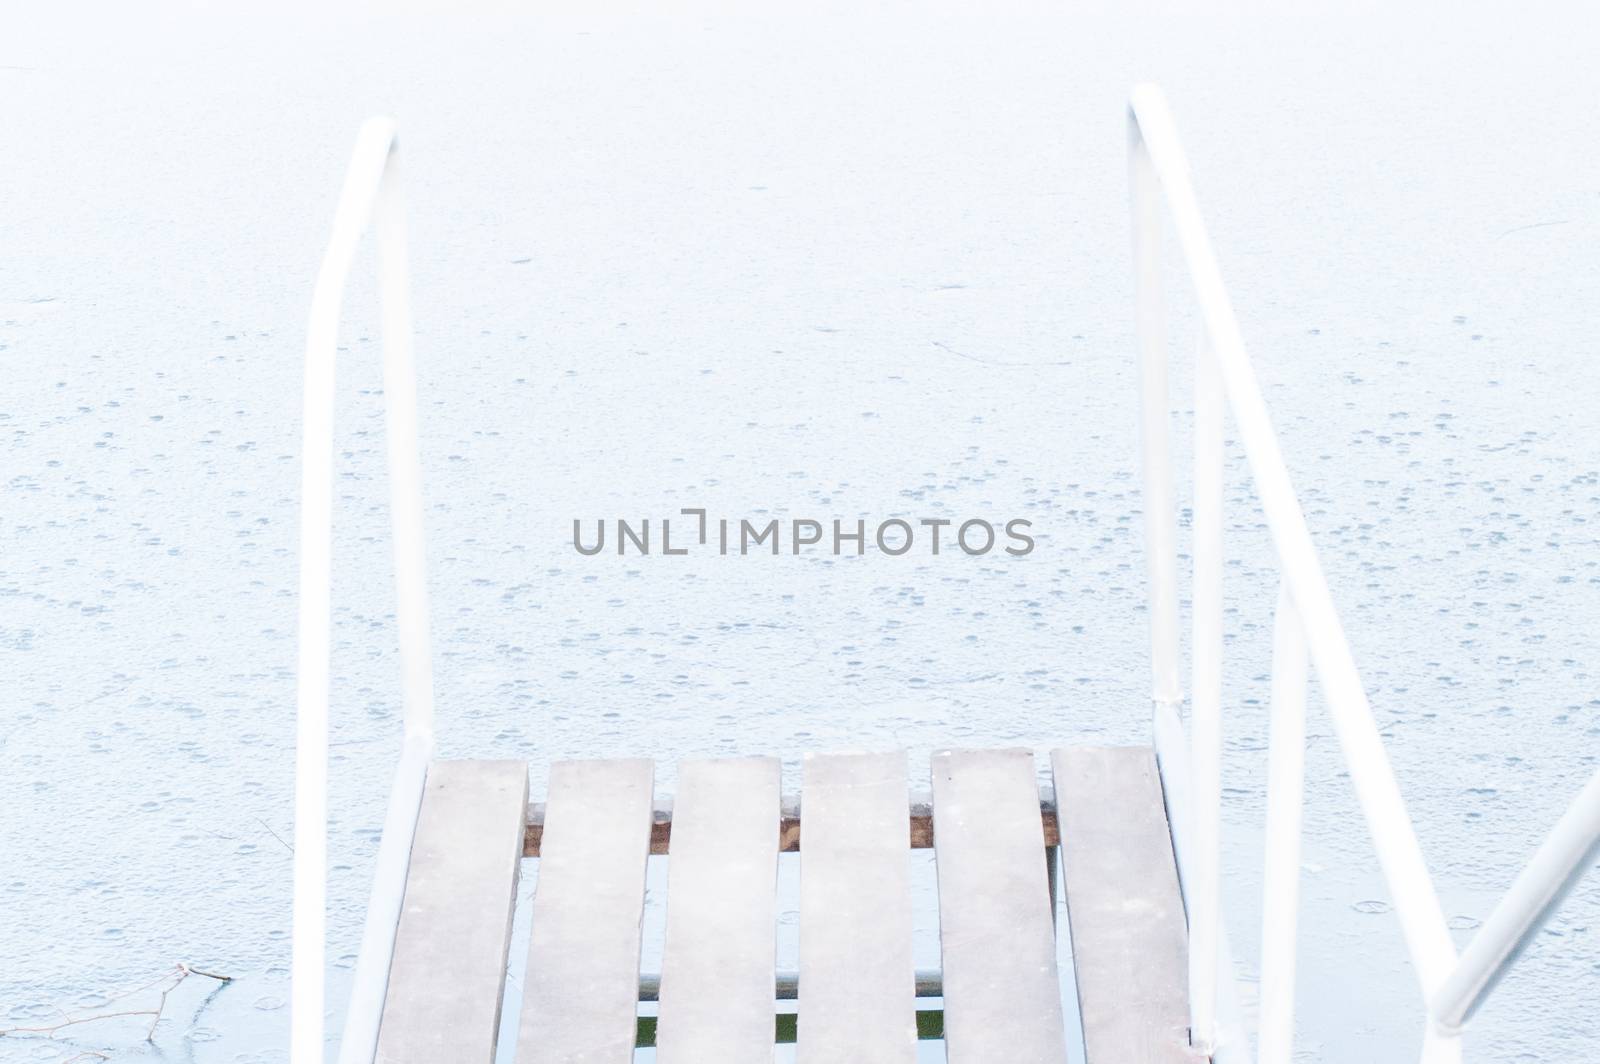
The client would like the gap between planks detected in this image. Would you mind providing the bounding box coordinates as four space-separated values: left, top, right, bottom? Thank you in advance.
523 788 1062 856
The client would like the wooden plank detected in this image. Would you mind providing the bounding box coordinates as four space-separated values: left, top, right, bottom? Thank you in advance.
797 751 917 1064
1052 746 1198 1063
375 759 528 1064
524 790 1063 855
931 748 1068 1064
516 758 654 1064
655 756 781 1063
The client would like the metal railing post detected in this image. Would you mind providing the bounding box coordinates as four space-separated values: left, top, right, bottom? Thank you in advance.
1131 116 1182 714
375 147 437 744
292 118 438 1064
1127 83 1460 1029
1188 334 1225 1052
1257 582 1307 1064
1419 1023 1464 1064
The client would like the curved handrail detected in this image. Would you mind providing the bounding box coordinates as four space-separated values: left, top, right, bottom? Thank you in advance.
1131 83 1600 1063
292 119 437 1064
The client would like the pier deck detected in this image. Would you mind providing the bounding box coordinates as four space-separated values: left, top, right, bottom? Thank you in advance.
371 745 1198 1064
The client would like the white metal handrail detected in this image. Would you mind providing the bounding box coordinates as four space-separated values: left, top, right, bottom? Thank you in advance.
1130 82 1600 1063
291 118 437 1064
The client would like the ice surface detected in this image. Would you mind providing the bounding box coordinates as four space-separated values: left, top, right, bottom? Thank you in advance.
2 1 1599 1060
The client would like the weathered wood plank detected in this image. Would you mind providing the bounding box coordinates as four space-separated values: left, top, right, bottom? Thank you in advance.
796 751 917 1064
655 756 781 1063
375 759 528 1064
1053 746 1198 1063
516 758 654 1064
931 748 1068 1064
524 791 1062 855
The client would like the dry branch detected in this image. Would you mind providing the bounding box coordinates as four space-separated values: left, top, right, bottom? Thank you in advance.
0 962 232 1044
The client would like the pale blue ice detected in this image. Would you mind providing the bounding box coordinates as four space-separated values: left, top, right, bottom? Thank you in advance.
3 2 1599 1061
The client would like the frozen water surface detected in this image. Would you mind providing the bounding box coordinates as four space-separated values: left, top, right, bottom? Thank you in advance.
3 1 1600 1060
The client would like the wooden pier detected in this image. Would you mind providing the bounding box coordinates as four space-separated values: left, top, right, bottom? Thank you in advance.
370 746 1198 1064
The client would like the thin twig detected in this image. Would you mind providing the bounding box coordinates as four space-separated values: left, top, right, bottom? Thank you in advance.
256 817 294 854
0 962 233 1044
178 963 233 983
1 1007 164 1037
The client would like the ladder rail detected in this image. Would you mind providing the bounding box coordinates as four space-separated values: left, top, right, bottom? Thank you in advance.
292 118 437 1064
1131 82 1600 1062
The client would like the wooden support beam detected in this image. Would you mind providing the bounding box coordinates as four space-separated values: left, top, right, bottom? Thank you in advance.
516 758 655 1064
797 751 918 1064
375 760 528 1064
654 757 781 1063
931 748 1069 1064
1053 746 1199 1064
524 789 1061 855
